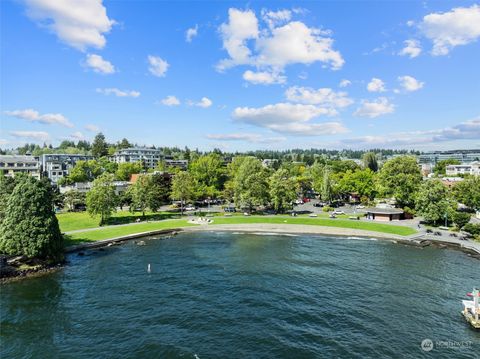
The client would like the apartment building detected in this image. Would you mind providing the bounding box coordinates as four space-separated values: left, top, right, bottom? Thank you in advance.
0 155 41 179
112 147 163 169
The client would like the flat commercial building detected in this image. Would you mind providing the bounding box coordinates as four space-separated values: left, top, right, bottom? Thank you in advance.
112 147 162 169
362 208 404 221
419 150 480 165
0 155 41 179
41 154 94 184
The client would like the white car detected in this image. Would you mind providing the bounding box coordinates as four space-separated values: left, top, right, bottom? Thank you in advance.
332 210 345 215
185 205 196 211
356 205 365 209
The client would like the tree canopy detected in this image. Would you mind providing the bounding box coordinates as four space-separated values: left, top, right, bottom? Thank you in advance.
0 175 64 262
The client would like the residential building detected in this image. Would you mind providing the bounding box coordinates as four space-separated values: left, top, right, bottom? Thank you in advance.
164 159 188 169
0 155 41 179
59 181 130 195
41 154 94 184
262 159 278 168
112 147 162 169
419 150 480 165
445 161 480 176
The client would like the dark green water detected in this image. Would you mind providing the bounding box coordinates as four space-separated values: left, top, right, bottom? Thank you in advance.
1 232 479 358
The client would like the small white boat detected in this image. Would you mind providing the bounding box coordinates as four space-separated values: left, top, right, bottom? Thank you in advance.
462 288 480 329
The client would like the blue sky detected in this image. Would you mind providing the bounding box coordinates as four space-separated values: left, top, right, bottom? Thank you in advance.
1 0 479 151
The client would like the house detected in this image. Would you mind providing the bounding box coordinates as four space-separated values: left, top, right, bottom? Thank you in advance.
112 147 163 169
361 208 404 221
0 154 41 179
41 153 94 183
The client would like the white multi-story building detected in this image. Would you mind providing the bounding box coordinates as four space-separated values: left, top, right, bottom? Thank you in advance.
41 154 94 184
112 147 163 169
446 161 480 176
0 155 41 179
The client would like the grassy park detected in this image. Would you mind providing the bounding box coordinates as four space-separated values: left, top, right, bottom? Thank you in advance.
62 212 417 247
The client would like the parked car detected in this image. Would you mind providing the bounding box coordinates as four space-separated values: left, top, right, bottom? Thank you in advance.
332 210 345 215
185 205 196 211
313 202 323 207
224 206 236 213
295 199 304 205
356 205 365 209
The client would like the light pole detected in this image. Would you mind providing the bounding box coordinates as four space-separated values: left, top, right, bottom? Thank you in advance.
444 212 448 227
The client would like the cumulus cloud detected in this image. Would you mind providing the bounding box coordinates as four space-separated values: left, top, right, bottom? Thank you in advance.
85 54 115 74
217 8 344 81
367 78 386 92
186 24 198 42
23 0 115 51
85 124 100 132
354 97 395 118
339 79 351 88
399 39 422 58
148 55 169 77
398 75 424 92
10 131 50 142
196 97 212 108
232 103 347 136
159 95 181 106
420 4 480 55
242 70 286 85
285 86 354 110
4 108 73 127
206 133 286 143
96 88 140 97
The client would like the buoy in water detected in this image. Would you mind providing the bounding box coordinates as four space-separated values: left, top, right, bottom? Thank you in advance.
147 263 151 273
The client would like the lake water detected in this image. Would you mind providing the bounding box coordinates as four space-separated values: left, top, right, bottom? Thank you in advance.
1 232 479 358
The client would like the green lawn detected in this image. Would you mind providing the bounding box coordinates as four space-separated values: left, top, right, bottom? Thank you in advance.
65 214 416 247
210 216 417 236
65 219 194 246
57 210 180 232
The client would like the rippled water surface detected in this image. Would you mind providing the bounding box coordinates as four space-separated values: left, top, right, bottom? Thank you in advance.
1 232 479 358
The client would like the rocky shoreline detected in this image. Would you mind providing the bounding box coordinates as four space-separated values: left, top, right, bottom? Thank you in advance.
0 256 64 284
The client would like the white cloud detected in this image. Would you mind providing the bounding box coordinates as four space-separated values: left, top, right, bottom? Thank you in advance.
160 95 181 106
217 8 259 70
340 118 480 147
196 97 212 108
354 97 395 118
399 39 422 58
186 24 198 42
420 4 480 55
261 9 292 29
96 88 140 97
4 109 73 127
70 131 85 140
85 54 115 74
217 8 344 80
232 102 347 136
23 0 115 51
367 78 386 92
206 133 286 143
148 55 169 77
85 124 100 132
256 21 344 70
10 131 50 142
398 75 424 92
285 86 354 109
0 139 9 146
339 79 351 88
406 20 415 27
242 70 286 85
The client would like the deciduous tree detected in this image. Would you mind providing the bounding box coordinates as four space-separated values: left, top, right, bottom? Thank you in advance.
86 173 117 225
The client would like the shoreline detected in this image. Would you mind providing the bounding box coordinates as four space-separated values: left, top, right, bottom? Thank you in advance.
3 223 479 283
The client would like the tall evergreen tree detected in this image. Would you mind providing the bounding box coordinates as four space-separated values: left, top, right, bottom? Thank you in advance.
362 152 379 172
92 132 108 158
0 176 64 262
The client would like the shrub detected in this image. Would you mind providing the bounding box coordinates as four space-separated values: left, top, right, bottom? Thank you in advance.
323 206 334 212
463 223 480 236
452 211 471 230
